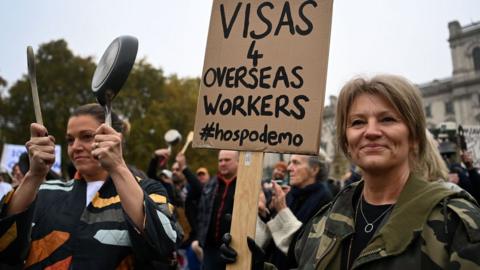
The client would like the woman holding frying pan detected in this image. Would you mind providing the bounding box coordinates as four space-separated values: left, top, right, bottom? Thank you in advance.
0 103 179 269
0 104 180 269
0 36 180 269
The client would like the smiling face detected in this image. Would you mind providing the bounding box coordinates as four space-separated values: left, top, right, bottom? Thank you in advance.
346 94 414 174
67 115 107 181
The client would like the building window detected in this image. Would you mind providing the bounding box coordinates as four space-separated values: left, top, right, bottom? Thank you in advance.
445 101 454 115
474 47 480 71
425 104 432 118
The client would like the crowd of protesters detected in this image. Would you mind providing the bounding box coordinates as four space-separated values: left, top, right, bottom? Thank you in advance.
1 74 480 270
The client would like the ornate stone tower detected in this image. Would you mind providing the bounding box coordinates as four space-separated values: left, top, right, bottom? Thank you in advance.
448 20 480 76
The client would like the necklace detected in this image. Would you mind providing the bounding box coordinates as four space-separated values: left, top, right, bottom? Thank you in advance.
359 194 394 233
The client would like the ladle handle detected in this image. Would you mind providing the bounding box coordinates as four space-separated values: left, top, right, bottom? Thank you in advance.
27 46 43 125
180 132 194 154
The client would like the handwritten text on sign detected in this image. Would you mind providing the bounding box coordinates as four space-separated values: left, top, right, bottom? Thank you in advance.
463 125 480 169
193 0 333 154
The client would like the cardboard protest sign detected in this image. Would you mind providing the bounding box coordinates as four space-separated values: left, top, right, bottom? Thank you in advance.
0 144 62 174
193 0 333 154
462 125 480 169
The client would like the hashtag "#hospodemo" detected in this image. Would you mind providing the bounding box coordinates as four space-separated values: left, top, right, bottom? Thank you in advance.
199 122 303 147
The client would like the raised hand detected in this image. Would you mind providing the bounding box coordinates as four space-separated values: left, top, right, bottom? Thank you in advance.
91 124 126 172
176 152 187 170
8 123 55 215
270 181 287 212
25 123 56 180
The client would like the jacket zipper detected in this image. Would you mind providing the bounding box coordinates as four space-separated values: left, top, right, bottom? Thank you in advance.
359 247 382 257
351 248 384 269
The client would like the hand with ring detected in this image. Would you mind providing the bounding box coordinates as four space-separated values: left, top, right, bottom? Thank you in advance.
91 124 126 172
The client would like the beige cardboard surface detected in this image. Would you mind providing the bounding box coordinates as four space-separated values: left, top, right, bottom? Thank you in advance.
193 0 333 154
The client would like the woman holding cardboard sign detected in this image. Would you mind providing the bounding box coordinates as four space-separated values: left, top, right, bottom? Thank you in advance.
292 75 480 269
0 104 179 269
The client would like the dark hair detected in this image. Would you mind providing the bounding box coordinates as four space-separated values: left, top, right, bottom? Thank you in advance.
71 103 124 133
307 155 330 182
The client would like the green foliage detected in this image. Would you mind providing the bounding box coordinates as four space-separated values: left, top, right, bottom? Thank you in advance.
0 75 6 87
0 39 218 177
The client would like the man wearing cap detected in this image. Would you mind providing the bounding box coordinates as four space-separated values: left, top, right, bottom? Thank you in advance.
195 167 210 186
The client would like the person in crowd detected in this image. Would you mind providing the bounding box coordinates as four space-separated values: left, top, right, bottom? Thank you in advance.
438 140 480 202
15 152 62 181
252 154 332 270
10 164 24 188
146 148 177 203
195 167 210 186
458 151 480 202
261 161 289 207
171 161 188 207
0 103 179 269
343 165 362 186
317 150 341 197
191 150 239 270
289 75 480 269
170 160 192 269
272 161 288 183
147 148 171 180
173 154 210 270
0 172 12 199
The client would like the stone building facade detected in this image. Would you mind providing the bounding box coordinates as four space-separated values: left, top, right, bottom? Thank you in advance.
419 20 480 129
265 20 480 180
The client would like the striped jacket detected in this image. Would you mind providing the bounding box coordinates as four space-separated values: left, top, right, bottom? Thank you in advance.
0 176 180 269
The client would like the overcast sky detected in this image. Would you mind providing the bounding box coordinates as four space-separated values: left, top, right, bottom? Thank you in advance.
0 0 479 102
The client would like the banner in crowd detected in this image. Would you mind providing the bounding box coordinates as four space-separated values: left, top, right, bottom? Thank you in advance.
193 0 333 154
0 144 62 174
463 125 480 169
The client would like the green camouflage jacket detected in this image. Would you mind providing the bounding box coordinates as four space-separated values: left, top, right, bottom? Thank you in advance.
292 175 480 270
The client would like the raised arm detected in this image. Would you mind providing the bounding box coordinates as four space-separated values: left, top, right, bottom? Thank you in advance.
7 123 55 215
92 124 145 230
176 153 203 199
0 123 55 264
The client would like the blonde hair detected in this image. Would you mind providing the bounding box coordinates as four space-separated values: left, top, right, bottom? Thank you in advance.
335 74 427 174
423 129 449 181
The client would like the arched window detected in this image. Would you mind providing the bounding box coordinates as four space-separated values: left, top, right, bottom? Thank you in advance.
474 47 480 71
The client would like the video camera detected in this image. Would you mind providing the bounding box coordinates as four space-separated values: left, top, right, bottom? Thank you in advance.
430 121 468 167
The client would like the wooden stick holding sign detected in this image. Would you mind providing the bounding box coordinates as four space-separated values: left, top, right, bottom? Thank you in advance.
192 0 333 268
228 151 264 270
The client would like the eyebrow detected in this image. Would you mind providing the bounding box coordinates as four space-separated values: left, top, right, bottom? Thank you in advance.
348 110 398 117
66 129 96 137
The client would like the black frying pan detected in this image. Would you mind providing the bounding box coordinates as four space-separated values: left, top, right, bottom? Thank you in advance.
92 36 138 126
